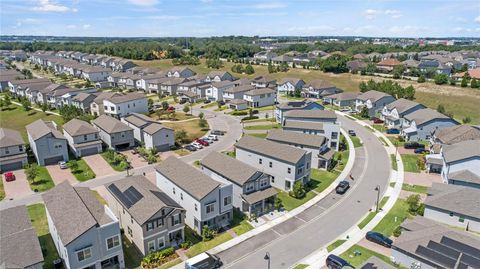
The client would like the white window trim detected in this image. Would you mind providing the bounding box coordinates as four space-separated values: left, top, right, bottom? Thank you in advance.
147 240 156 253
76 247 92 262
105 235 121 250
157 237 165 249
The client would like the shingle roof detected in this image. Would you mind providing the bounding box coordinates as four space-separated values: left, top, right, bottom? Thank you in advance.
0 128 24 148
230 99 247 105
385 98 424 114
42 181 113 246
266 129 326 148
224 85 254 94
155 157 220 200
278 77 303 86
326 92 359 101
143 123 170 135
433 125 480 144
235 135 307 164
283 121 324 131
107 175 183 225
63 119 98 136
356 90 392 103
105 92 146 104
93 115 133 133
284 109 337 120
123 114 151 128
426 183 480 218
72 92 95 102
244 87 275 96
448 169 480 185
377 58 402 66
201 151 261 186
404 108 454 126
26 119 65 141
442 139 480 163
305 79 335 90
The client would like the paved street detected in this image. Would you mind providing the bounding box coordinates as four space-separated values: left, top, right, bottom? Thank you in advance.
217 114 391 269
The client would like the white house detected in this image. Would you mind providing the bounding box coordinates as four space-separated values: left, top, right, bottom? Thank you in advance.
440 139 480 189
121 113 174 151
243 88 276 108
274 101 324 123
205 71 235 82
167 67 195 78
205 80 239 101
253 51 277 62
401 108 458 141
301 79 337 99
102 92 148 118
355 90 395 117
277 78 305 95
381 98 426 129
222 85 254 102
81 66 112 82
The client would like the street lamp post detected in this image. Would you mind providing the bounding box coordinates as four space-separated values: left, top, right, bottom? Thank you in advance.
375 185 380 213
264 252 270 269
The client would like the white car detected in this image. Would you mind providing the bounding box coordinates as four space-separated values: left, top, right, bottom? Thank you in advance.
59 161 68 169
208 134 218 141
203 136 214 143
191 142 203 149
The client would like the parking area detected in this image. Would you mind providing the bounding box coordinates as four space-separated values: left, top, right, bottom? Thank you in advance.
46 164 78 185
83 154 117 178
121 150 148 168
403 171 442 187
2 169 34 200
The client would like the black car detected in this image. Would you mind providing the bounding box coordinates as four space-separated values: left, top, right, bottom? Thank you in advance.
204 99 212 104
348 130 356 136
211 130 226 136
414 148 427 154
179 99 187 104
325 254 354 269
365 231 393 248
185 145 197 152
335 180 350 194
404 142 425 149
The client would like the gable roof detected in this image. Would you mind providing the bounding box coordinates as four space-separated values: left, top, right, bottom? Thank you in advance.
42 181 113 245
155 157 220 200
92 115 133 133
123 113 153 128
0 128 24 147
207 71 231 78
72 92 95 102
144 123 171 135
283 121 324 131
235 135 307 164
357 90 392 103
105 92 146 104
385 98 424 114
244 87 275 96
426 183 480 218
404 108 454 126
224 85 254 94
63 119 98 136
377 58 402 66
448 169 480 185
433 125 480 144
284 109 337 120
266 129 326 148
326 92 359 101
278 77 304 86
26 119 65 141
107 175 182 225
442 139 480 163
305 79 335 90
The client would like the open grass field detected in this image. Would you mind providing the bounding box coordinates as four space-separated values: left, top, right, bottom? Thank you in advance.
163 119 208 142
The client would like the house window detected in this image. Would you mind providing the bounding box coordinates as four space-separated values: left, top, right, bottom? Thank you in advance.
131 217 134 224
122 208 125 214
146 222 154 231
173 187 175 194
110 106 115 111
157 218 164 227
206 203 215 214
172 214 181 226
128 104 130 108
195 204 198 211
259 158 262 164
271 176 275 183
117 106 120 110
84 135 87 141
147 240 156 253
332 132 338 139
246 183 254 192
95 133 98 139
180 193 183 200
449 212 454 217
76 247 92 262
224 196 232 206
104 106 108 111
269 161 272 168
260 179 268 188
5 149 9 154
287 167 291 174
18 145 23 152
307 162 310 169
106 235 120 250
158 237 165 249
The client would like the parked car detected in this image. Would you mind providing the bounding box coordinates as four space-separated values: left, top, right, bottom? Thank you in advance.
185 252 222 269
211 130 226 136
335 181 350 194
325 254 353 269
185 145 197 152
218 100 225 106
167 106 176 112
4 172 15 182
204 99 211 104
208 134 218 141
373 118 384 124
414 148 427 154
348 130 356 136
196 138 209 146
365 231 393 248
179 99 187 104
59 161 68 169
192 142 203 150
202 137 214 143
386 128 400 134
404 142 425 149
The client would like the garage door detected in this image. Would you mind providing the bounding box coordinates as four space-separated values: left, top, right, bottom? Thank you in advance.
80 147 99 157
44 155 64 165
114 143 131 150
155 144 170 152
1 161 24 172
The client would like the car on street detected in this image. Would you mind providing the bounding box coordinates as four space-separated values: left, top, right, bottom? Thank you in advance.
339 108 350 112
208 134 218 141
4 172 16 182
404 142 425 149
185 145 197 151
191 142 203 149
348 130 356 136
202 136 214 143
414 148 427 154
325 254 354 269
211 130 225 136
179 99 187 104
196 138 209 146
386 128 400 134
365 231 393 248
335 180 350 194
185 252 223 269
59 161 68 169
204 99 211 104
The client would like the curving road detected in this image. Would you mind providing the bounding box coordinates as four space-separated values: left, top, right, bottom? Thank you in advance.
217 114 391 269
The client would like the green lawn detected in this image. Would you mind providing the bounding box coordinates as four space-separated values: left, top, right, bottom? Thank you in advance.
29 166 55 192
340 244 399 268
387 136 406 147
185 227 233 258
390 154 398 171
373 199 412 237
246 133 268 139
255 105 275 111
350 136 363 148
379 136 389 146
311 168 339 193
27 204 60 269
163 119 208 143
280 94 305 101
372 124 387 132
243 123 281 130
357 196 390 229
123 235 142 269
277 190 317 211
292 265 309 269
242 117 276 123
157 258 182 269
101 152 128 172
231 209 254 236
223 150 236 158
70 159 96 182
401 184 428 194
0 179 4 200
401 154 421 173
327 239 347 252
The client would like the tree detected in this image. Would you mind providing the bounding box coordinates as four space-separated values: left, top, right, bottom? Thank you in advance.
25 164 39 184
462 116 472 124
198 112 204 120
147 98 154 110
406 194 421 215
182 104 190 115
175 129 188 144
434 73 448 85
449 77 456 86
274 197 283 210
161 100 169 110
359 106 369 118
461 77 468 87
0 99 4 110
202 225 215 241
471 78 479 88
318 54 350 73
41 102 48 112
68 160 79 173
21 99 31 111
289 181 306 199
4 94 11 108
245 64 255 74
206 58 224 69
248 108 253 118
267 62 275 73
436 104 445 114
294 88 301 98
417 74 426 83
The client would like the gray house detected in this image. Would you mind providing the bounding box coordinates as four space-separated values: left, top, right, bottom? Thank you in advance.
72 92 97 113
401 108 458 141
105 175 186 256
274 101 324 123
121 113 174 151
26 119 69 165
302 79 337 98
201 151 277 217
92 115 135 150
323 92 359 108
0 205 44 269
63 119 103 157
43 181 125 269
0 128 28 171
355 90 395 117
440 139 480 189
381 98 426 129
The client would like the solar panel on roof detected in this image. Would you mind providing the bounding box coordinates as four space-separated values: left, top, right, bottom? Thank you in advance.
427 241 460 260
441 237 480 259
460 254 480 269
416 245 457 268
123 186 143 206
108 184 133 208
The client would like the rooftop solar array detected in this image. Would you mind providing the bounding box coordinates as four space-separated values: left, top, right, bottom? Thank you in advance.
107 185 144 208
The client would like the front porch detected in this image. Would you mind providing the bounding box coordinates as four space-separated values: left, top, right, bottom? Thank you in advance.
241 187 277 217
318 148 336 170
201 210 232 232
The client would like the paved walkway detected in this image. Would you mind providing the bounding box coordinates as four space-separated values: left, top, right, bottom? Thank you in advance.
46 165 78 185
83 154 117 177
2 169 33 201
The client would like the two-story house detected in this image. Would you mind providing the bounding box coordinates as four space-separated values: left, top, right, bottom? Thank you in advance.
155 157 233 234
81 66 112 83
63 119 103 157
381 98 426 129
274 101 324 123
0 128 28 172
26 119 69 166
121 113 174 151
205 71 234 82
106 175 186 255
201 151 277 217
301 79 337 99
323 92 359 108
355 90 396 117
243 88 276 108
90 92 123 116
253 51 277 62
71 92 97 113
401 108 458 141
277 78 305 95
102 92 148 119
205 80 239 101
222 85 254 102
92 115 135 150
235 136 311 191
167 67 195 78
43 182 125 269
251 76 276 88
440 139 480 189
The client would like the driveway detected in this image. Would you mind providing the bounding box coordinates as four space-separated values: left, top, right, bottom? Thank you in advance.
403 172 442 187
46 165 78 185
83 154 117 177
2 169 34 200
358 238 392 257
122 150 148 168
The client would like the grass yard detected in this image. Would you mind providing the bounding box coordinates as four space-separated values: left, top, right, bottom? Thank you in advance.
242 117 276 123
70 159 96 182
246 133 268 139
163 119 208 142
157 258 182 269
185 227 233 258
372 124 387 132
0 105 64 141
101 152 128 172
123 235 142 269
0 180 4 200
255 105 275 111
327 239 347 252
401 154 422 173
373 198 412 237
387 136 406 147
277 190 317 211
29 166 55 192
27 204 60 269
357 196 390 229
231 209 254 236
150 111 197 121
311 168 339 193
340 244 399 268
401 183 428 194
390 154 398 171
350 136 363 148
223 150 235 158
243 123 281 130
292 265 309 269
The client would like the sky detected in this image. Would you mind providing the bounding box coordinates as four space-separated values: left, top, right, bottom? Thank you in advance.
1 0 480 38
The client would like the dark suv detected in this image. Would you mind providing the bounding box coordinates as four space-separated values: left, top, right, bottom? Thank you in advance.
404 142 425 149
335 181 350 194
326 254 354 269
365 231 393 248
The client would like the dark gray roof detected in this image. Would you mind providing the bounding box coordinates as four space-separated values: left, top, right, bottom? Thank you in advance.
0 128 24 148
305 79 335 90
155 157 220 200
235 135 307 164
404 108 454 126
326 92 359 101
442 139 480 163
107 175 183 225
105 92 146 104
385 98 424 114
426 183 480 218
93 115 133 133
448 169 480 185
433 125 480 145
242 187 277 205
357 90 392 102
266 129 326 148
201 151 261 186
284 109 336 120
278 77 304 86
283 121 324 131
26 119 65 141
224 85 254 94
143 123 171 135
244 87 275 96
123 113 153 128
63 119 98 136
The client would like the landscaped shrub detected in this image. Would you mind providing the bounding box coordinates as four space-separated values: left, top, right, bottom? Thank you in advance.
201 225 216 241
406 194 421 215
241 116 259 121
289 181 306 199
231 110 248 116
140 247 177 269
393 226 402 237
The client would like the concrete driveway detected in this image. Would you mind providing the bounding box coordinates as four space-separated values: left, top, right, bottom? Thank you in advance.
83 154 117 178
2 169 34 200
122 150 148 168
46 164 78 185
404 171 442 187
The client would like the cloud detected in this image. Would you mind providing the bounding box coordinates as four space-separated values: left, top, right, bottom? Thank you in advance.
32 0 74 12
127 0 159 6
362 9 402 19
475 16 480 23
254 2 287 9
66 25 77 29
83 24 91 29
362 9 381 19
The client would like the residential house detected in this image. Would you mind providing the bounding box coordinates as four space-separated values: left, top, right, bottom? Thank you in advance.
71 92 97 112
155 157 233 234
105 175 186 255
276 78 305 95
235 136 311 191
205 71 234 82
355 90 396 117
391 216 480 269
0 205 44 269
424 183 480 232
158 78 188 95
418 60 451 75
401 108 458 141
26 119 68 165
42 86 96 108
274 101 324 123
177 80 209 98
346 60 368 73
43 181 125 269
381 98 426 129
8 78 51 98
81 66 112 83
111 59 136 72
440 139 480 189
0 128 28 172
302 79 337 98
201 151 277 216
63 119 102 157
222 85 254 102
272 55 293 66
0 69 24 91
102 92 148 118
453 67 480 80
251 76 276 88
253 51 277 62
35 83 69 104
90 92 123 116
376 58 403 72
323 92 359 108
206 80 239 101
107 73 123 88
266 129 333 170
243 88 276 108
227 99 247 110
167 67 195 78
92 115 135 150
121 113 174 151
